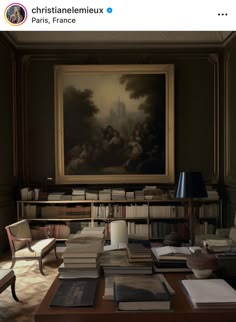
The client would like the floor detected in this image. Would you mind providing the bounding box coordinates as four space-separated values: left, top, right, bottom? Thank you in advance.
0 248 63 322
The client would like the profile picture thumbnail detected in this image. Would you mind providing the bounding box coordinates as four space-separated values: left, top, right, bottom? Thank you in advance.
5 3 27 25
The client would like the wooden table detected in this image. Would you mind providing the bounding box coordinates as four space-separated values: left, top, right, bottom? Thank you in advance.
35 273 236 322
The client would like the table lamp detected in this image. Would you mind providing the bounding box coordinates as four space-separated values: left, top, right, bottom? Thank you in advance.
175 171 207 246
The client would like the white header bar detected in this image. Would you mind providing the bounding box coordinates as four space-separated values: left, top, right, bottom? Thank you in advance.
0 0 236 31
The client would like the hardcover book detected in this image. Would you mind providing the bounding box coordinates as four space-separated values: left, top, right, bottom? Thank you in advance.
114 275 171 311
127 243 152 261
50 279 97 307
63 257 97 264
181 278 236 309
100 249 153 275
59 270 99 279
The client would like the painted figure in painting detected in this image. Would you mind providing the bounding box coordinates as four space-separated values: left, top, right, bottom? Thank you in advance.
63 73 166 176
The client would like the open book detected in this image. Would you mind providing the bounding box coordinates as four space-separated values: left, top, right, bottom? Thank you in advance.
151 246 192 261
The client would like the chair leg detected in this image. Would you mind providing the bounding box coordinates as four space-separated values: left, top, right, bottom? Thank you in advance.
54 245 58 259
38 258 46 276
11 277 20 302
10 258 16 269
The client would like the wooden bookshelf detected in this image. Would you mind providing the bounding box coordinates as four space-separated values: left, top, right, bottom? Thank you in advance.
17 198 221 242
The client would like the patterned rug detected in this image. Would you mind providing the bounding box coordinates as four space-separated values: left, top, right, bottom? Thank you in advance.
0 251 63 322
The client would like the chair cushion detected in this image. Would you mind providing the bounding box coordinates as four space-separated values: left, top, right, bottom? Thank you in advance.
0 269 15 289
14 238 56 257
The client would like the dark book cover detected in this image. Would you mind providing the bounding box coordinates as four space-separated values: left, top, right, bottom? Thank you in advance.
127 243 152 259
50 278 97 307
114 275 170 302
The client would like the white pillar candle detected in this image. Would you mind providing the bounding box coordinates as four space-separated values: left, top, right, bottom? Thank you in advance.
110 220 128 246
20 187 29 200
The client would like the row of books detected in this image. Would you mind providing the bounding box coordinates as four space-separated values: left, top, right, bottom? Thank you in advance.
198 204 219 218
29 219 216 242
23 205 91 218
151 221 215 240
23 203 218 220
72 187 168 201
127 222 149 239
47 187 219 201
151 222 188 240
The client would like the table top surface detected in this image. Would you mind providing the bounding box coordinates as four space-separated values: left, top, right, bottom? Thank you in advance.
35 273 236 322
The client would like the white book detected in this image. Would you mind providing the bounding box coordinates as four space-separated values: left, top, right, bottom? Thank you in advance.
81 226 105 235
182 279 236 307
151 246 191 258
59 270 99 279
206 239 231 246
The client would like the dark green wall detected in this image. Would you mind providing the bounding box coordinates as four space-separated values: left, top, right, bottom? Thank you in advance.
224 35 236 226
18 51 218 187
0 36 17 253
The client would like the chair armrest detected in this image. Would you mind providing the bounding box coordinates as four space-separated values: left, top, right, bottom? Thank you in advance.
7 230 32 243
12 237 31 242
8 234 35 253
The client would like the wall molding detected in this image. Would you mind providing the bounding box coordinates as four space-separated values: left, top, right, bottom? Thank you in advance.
224 49 236 185
208 53 220 183
2 31 236 51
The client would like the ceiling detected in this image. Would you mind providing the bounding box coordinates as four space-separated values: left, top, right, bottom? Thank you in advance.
4 31 234 49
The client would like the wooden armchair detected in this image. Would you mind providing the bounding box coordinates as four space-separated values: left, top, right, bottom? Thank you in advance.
0 269 19 301
5 219 58 275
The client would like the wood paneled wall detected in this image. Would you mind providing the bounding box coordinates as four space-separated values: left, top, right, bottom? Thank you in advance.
17 50 220 188
223 35 236 226
0 35 17 253
3 34 236 253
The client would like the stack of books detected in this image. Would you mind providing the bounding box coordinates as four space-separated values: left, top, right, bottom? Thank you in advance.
47 192 65 200
60 193 73 201
80 226 105 238
72 188 86 200
143 186 160 200
127 243 153 263
151 246 193 272
59 226 105 279
112 189 126 200
134 189 145 200
126 191 135 200
99 189 112 200
85 190 99 200
100 249 153 275
205 188 219 200
113 274 173 310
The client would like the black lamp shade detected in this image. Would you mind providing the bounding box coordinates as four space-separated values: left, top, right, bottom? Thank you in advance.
175 171 207 199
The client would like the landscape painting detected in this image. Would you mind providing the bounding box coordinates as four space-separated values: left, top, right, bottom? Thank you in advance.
54 65 174 184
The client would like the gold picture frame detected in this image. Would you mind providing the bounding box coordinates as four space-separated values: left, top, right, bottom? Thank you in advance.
54 64 174 184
